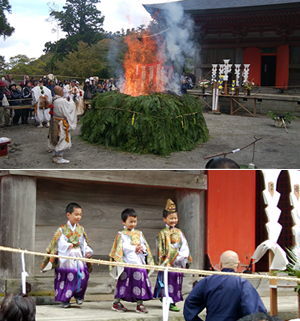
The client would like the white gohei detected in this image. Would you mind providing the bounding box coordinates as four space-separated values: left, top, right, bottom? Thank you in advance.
234 64 241 87
211 64 218 83
223 59 231 81
252 170 288 270
288 170 300 246
243 64 251 84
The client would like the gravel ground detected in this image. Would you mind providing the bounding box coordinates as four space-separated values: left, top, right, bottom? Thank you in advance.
0 111 299 169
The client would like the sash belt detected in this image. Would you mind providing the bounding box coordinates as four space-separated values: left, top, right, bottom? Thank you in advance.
54 117 70 143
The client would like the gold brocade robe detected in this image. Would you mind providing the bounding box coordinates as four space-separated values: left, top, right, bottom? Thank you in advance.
41 223 92 272
109 228 154 267
156 226 192 267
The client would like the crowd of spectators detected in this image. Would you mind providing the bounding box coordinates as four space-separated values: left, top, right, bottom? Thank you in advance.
0 74 119 126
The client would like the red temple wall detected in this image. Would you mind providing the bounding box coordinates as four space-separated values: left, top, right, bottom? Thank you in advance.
206 170 256 271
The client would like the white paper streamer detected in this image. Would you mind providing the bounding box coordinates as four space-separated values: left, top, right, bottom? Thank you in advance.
21 251 29 294
162 268 173 321
252 240 288 270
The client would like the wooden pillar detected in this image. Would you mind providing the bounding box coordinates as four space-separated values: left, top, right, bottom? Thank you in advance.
298 289 300 318
224 81 228 95
269 250 278 316
235 47 244 64
0 175 37 279
176 187 206 270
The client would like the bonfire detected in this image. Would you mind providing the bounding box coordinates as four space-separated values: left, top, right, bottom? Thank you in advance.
81 29 209 156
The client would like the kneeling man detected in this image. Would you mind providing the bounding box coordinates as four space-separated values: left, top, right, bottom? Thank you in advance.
184 250 267 321
48 86 77 164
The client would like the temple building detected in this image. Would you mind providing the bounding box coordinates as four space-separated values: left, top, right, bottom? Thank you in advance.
144 0 300 90
0 170 295 297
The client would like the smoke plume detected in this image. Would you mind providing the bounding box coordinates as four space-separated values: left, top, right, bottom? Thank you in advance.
107 1 196 95
160 2 196 93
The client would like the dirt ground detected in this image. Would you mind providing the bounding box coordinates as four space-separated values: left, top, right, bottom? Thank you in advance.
0 111 299 169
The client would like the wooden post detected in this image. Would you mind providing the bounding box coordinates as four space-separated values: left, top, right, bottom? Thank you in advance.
212 82 220 114
296 229 300 318
269 250 278 316
0 175 37 279
176 185 206 270
224 81 228 95
298 287 300 318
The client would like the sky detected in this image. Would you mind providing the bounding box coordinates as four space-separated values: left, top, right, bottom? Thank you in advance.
0 0 180 62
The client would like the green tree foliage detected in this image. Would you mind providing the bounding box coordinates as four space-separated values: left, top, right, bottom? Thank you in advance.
0 55 7 73
96 37 127 77
81 91 209 156
0 0 14 39
55 41 102 77
49 0 104 37
45 0 106 71
7 55 36 73
53 36 127 78
45 31 105 69
4 54 51 76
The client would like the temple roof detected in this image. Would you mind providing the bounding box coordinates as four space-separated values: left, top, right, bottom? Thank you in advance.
143 0 300 15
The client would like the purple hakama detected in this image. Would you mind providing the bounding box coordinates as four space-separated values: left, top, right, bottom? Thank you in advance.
54 264 89 302
153 271 183 303
114 267 153 302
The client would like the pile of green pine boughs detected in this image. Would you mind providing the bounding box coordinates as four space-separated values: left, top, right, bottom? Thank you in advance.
80 91 209 156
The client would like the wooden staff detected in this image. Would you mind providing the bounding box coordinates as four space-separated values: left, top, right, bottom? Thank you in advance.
204 137 262 159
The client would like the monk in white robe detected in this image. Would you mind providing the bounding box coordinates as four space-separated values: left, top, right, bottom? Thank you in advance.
32 80 52 128
48 86 77 164
76 83 85 116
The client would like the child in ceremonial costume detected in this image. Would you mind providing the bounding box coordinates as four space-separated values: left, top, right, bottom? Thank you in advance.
153 199 192 312
109 208 154 314
41 203 93 308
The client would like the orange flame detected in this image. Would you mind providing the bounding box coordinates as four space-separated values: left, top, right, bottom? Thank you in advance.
122 30 166 96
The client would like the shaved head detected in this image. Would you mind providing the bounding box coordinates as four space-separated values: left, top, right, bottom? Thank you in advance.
54 85 63 97
220 250 240 271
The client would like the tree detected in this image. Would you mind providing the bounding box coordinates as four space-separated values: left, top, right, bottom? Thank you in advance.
55 41 102 77
7 55 35 70
7 55 40 75
0 0 14 39
49 0 104 37
0 55 7 73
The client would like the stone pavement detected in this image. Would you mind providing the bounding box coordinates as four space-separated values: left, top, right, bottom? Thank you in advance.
35 295 299 321
35 283 300 321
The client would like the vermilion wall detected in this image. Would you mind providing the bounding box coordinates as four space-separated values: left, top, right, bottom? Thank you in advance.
206 170 256 272
276 45 289 89
244 47 261 87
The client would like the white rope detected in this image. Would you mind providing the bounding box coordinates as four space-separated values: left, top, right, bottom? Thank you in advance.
0 245 299 283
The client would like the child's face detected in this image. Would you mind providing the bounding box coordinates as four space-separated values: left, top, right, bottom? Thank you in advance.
67 207 82 226
122 215 137 230
163 212 178 228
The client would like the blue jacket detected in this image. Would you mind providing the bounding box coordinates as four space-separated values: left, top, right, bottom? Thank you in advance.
183 268 267 321
46 84 55 96
181 83 189 94
10 88 23 106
